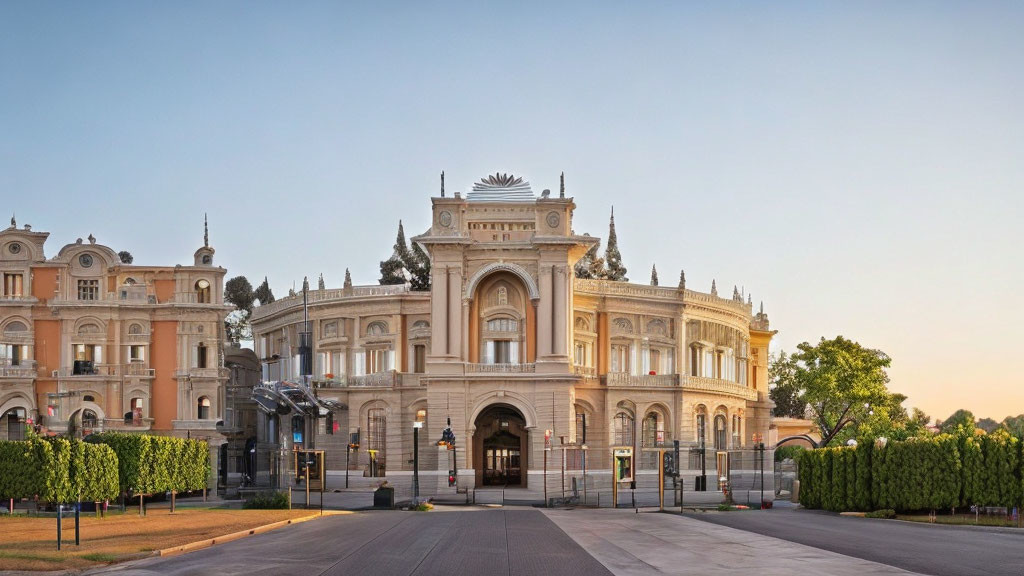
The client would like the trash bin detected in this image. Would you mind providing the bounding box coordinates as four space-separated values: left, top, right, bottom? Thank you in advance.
373 486 395 508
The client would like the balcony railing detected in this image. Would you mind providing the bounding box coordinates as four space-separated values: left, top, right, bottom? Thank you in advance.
466 363 536 374
573 365 597 377
175 367 229 379
251 284 414 320
122 363 155 377
0 360 37 378
683 376 759 401
603 373 679 387
54 363 120 378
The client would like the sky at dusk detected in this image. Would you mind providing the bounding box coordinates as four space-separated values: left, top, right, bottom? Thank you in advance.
2 2 1022 422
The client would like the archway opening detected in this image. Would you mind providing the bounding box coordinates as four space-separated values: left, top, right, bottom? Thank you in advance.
473 404 528 488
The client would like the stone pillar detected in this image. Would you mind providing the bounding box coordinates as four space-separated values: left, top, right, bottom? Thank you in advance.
447 267 461 358
538 266 552 357
553 266 567 357
431 267 447 356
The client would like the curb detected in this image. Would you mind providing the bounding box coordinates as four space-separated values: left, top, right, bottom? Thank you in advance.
158 510 351 557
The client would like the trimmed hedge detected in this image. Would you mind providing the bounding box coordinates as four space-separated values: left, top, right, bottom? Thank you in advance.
87 433 209 495
0 437 119 503
800 433 1022 513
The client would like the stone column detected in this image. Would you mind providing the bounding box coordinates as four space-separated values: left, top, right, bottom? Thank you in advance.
431 267 447 356
447 267 461 358
553 265 567 357
538 266 552 357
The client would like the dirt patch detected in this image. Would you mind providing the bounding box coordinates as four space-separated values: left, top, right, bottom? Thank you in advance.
0 508 320 571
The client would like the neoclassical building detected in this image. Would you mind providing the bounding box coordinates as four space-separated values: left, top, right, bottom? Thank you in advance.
250 174 776 501
0 218 231 477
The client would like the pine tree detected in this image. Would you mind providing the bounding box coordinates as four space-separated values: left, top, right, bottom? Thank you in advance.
254 276 275 305
379 220 410 285
405 241 432 291
574 241 606 279
650 264 659 286
603 207 628 281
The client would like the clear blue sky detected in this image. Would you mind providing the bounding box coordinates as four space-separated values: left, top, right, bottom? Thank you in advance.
3 2 1022 422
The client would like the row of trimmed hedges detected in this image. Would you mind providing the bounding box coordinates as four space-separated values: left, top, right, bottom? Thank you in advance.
0 437 119 503
87 433 209 495
799 432 1023 512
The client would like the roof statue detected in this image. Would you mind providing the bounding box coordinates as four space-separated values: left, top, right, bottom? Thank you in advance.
711 279 718 296
467 172 535 202
204 213 209 247
441 171 445 197
678 269 686 290
88 234 96 244
560 172 565 198
9 214 14 228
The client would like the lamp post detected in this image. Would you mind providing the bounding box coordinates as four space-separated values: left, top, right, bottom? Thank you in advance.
412 421 423 502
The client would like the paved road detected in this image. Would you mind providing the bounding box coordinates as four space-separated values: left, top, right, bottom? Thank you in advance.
87 509 612 576
690 508 1024 576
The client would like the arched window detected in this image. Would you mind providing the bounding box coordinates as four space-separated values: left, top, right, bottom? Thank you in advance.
642 412 663 447
124 277 136 285
714 414 727 450
366 321 388 336
695 406 707 445
82 409 98 429
83 395 95 402
485 318 517 332
613 411 634 446
195 279 211 303
3 321 27 333
128 323 144 335
367 408 386 477
131 397 144 422
2 408 26 441
198 396 211 420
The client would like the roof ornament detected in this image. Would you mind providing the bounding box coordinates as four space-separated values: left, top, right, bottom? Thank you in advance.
760 301 764 315
711 279 717 296
318 273 325 290
344 268 353 290
204 213 209 247
678 269 686 290
88 234 96 244
733 285 741 301
747 293 753 305
441 171 445 197
560 172 565 198
9 214 14 228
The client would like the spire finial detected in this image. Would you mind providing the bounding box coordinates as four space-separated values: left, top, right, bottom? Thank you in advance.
344 268 353 289
302 275 309 293
650 263 658 286
318 273 325 290
759 301 764 315
747 293 752 305
711 279 717 296
203 213 209 247
678 269 686 289
9 214 14 228
441 171 445 197
560 171 565 198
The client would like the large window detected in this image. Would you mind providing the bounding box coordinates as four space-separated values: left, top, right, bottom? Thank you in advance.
413 345 426 373
128 345 145 362
367 408 386 477
195 280 211 303
2 408 26 441
197 396 211 420
612 411 634 446
714 415 727 450
3 273 23 297
1 344 24 366
611 344 630 373
74 344 101 362
77 279 99 301
367 349 391 373
641 413 663 447
197 343 208 368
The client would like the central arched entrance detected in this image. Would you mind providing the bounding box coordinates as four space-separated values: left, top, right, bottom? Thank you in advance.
473 404 528 488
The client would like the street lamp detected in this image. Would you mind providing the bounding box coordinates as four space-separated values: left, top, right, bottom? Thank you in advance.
412 421 423 502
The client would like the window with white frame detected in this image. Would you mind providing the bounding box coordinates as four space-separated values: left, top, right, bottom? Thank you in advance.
3 273 24 297
366 348 391 373
74 343 102 363
128 345 144 362
611 344 630 373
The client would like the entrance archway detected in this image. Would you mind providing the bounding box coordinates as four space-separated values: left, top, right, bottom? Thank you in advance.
473 404 528 488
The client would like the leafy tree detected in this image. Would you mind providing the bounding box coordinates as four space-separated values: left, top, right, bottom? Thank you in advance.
225 276 255 314
793 336 893 447
769 351 806 418
939 409 977 435
977 417 1000 433
406 240 431 291
379 220 409 285
254 276 275 305
118 250 133 264
1001 414 1024 438
574 241 606 279
650 264 659 286
602 207 628 281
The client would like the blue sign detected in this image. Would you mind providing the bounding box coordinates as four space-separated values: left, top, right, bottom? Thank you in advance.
293 432 303 443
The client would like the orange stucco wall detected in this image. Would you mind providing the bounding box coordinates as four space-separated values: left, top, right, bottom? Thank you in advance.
31 267 58 301
33 318 61 424
151 321 178 432
154 279 175 304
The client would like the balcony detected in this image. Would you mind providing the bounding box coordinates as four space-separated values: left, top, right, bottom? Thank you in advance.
603 373 679 388
175 367 229 379
54 363 120 378
683 376 759 401
573 365 597 377
466 363 536 374
312 370 424 389
0 360 36 378
122 363 155 378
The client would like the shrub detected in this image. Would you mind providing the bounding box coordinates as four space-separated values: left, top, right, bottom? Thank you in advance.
865 509 896 519
88 433 208 495
0 437 118 503
775 445 805 462
243 491 290 509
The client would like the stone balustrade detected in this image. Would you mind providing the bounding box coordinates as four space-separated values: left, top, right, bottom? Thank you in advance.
251 284 415 320
0 360 36 378
465 363 536 374
603 373 679 387
683 375 759 401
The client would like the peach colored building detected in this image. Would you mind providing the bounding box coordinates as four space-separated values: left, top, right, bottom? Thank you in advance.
0 218 231 474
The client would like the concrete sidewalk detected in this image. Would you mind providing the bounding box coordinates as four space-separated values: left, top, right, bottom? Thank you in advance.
543 509 922 575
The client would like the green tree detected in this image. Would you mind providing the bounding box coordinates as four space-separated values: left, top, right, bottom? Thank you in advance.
602 207 628 281
379 220 409 285
768 351 806 418
224 276 255 344
118 250 133 264
939 409 977 435
406 240 431 291
977 417 1000 433
794 336 893 447
1001 414 1024 437
254 276 275 305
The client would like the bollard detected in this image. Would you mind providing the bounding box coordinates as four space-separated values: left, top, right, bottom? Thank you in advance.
75 504 80 546
56 505 62 551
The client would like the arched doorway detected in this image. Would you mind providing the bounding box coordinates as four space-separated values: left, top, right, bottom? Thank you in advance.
473 404 528 488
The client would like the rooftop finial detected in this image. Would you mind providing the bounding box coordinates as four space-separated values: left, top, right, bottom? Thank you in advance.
343 268 353 290
88 234 96 244
302 276 309 293
441 171 445 197
204 213 209 247
9 214 14 228
318 273 325 290
733 285 741 301
759 301 764 315
747 293 753 305
711 279 717 296
650 263 659 286
560 171 565 198
678 269 686 290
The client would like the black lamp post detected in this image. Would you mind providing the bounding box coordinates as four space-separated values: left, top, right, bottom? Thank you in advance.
412 421 422 501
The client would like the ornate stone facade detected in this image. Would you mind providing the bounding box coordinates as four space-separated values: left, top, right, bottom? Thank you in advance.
250 174 777 501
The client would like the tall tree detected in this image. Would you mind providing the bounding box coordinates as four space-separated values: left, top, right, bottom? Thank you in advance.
1001 414 1024 437
769 351 806 418
223 276 255 344
977 417 1001 433
793 336 893 447
602 207 628 281
650 264 659 286
118 250 133 264
939 409 977 434
406 240 431 291
379 220 409 285
254 276 275 305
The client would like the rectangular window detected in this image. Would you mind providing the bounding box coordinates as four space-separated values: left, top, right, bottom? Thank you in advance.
413 345 426 373
74 344 101 362
367 349 390 373
649 349 661 374
1 344 24 366
574 341 586 366
3 273 24 297
367 408 386 477
129 345 144 362
197 345 208 369
77 279 99 301
611 344 630 373
493 340 511 364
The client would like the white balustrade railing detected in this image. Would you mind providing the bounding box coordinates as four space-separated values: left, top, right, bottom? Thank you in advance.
466 363 536 374
683 376 759 401
603 373 679 387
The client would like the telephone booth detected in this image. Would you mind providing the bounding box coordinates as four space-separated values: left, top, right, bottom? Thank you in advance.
294 449 325 491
